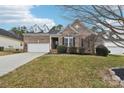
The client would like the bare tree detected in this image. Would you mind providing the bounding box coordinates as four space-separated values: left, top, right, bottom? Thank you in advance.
62 5 124 48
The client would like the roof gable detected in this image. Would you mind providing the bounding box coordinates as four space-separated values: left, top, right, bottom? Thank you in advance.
71 19 90 32
61 19 94 36
61 25 77 35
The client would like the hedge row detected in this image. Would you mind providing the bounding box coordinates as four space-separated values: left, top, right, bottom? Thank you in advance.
57 45 85 54
57 45 110 56
57 45 67 53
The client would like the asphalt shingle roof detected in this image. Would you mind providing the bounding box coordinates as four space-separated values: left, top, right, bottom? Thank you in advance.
48 29 61 34
0 28 22 40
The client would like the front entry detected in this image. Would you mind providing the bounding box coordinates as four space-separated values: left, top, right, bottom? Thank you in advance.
51 37 58 49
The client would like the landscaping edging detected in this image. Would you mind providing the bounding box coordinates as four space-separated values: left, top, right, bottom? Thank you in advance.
109 67 124 87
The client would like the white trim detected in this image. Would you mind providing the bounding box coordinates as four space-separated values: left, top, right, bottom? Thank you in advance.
23 33 50 36
69 25 79 33
64 37 73 47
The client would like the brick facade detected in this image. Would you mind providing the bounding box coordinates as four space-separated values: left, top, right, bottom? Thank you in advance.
59 19 97 54
23 19 98 54
23 34 50 44
23 34 50 52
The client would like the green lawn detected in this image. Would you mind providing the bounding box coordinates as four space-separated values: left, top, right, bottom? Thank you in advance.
0 54 124 88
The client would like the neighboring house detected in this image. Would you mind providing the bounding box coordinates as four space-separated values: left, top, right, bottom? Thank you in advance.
0 29 24 51
96 31 124 55
23 19 98 54
104 40 124 55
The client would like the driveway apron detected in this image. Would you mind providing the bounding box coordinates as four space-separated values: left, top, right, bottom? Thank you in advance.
0 53 45 76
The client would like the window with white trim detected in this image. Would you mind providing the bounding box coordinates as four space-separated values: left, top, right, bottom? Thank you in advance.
64 37 74 47
64 37 68 47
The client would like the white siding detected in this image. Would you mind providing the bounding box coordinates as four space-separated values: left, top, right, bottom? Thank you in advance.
104 42 124 55
0 35 23 49
107 46 124 55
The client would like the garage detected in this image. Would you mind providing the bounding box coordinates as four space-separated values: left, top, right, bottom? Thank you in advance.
105 42 124 55
27 43 50 52
107 46 124 55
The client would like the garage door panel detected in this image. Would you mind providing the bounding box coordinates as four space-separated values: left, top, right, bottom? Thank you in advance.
28 43 49 52
107 46 124 55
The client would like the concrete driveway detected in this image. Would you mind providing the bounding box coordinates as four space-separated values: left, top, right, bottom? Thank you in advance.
0 52 45 76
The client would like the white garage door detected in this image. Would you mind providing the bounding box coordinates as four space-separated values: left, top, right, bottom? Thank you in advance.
27 43 50 52
107 46 124 55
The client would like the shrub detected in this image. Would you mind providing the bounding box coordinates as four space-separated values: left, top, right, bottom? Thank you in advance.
96 45 110 56
0 47 4 51
57 45 67 53
13 49 23 53
68 47 77 54
78 47 85 54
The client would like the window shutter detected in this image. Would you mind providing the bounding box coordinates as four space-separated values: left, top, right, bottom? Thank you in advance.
73 37 75 47
62 37 64 45
81 39 83 47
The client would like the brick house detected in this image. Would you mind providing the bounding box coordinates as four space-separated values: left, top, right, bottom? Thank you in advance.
23 19 98 54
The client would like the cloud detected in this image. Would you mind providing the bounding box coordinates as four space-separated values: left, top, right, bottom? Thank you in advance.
0 5 55 28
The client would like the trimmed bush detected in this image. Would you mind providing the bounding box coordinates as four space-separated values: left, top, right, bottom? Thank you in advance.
0 47 4 51
57 45 67 53
13 49 23 53
78 47 85 54
68 47 77 54
96 45 110 56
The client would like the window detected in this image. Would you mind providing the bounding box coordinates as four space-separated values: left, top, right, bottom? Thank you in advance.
64 37 74 47
75 24 80 29
64 38 68 47
87 38 90 47
69 37 73 47
81 39 84 47
75 24 81 32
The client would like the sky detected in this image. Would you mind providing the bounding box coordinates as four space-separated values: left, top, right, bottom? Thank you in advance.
0 5 71 30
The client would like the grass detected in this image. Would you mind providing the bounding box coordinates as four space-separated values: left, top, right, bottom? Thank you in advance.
0 51 15 56
0 54 124 88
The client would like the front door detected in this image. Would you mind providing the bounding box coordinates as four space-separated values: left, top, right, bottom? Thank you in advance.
51 37 58 49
